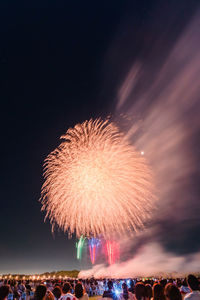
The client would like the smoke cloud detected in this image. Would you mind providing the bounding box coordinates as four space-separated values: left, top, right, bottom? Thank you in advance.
79 242 200 278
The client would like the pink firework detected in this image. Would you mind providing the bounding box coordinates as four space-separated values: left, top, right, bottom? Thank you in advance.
41 118 156 238
105 240 120 265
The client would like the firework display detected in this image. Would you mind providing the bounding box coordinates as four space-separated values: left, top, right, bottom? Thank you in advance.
41 118 155 239
76 237 119 265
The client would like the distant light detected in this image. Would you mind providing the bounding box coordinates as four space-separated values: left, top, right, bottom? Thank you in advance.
141 151 144 155
115 290 120 295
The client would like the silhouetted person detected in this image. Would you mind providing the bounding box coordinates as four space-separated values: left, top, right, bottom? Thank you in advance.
120 283 131 300
152 283 165 300
185 275 200 300
74 283 88 300
0 285 9 300
128 280 135 294
134 282 146 300
145 284 152 300
60 283 75 300
165 283 182 300
103 281 117 300
34 285 47 300
52 286 62 300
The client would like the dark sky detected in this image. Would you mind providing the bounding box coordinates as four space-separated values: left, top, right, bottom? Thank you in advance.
1 0 199 274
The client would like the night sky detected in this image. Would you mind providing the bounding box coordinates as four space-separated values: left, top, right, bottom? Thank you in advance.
1 0 200 274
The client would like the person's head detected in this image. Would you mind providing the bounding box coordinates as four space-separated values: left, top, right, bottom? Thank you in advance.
153 283 165 300
122 283 128 300
107 281 113 290
145 284 152 299
34 285 47 300
52 287 62 300
160 279 167 288
62 283 71 294
129 280 135 293
187 275 199 291
176 280 181 288
75 283 83 299
0 285 9 300
182 279 187 287
130 280 134 287
26 283 31 290
122 283 128 291
135 282 146 300
165 283 182 300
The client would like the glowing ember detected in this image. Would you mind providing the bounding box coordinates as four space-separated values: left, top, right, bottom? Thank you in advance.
41 118 155 238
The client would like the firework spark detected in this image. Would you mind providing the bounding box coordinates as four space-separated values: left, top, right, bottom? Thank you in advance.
41 118 155 238
76 235 85 260
105 240 120 265
89 238 100 264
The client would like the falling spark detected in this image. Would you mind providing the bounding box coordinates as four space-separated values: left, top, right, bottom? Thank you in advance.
76 235 86 260
89 238 100 264
105 240 120 265
41 118 155 238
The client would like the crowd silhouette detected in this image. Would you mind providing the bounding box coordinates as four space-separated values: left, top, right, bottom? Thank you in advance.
0 274 199 300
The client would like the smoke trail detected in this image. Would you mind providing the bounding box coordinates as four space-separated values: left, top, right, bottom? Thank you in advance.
79 10 200 275
116 11 200 256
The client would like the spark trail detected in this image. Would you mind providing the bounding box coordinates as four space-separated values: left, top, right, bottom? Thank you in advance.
89 238 100 264
76 236 86 260
105 240 120 265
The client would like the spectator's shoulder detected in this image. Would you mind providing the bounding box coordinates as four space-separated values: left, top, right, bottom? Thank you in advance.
184 293 193 300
